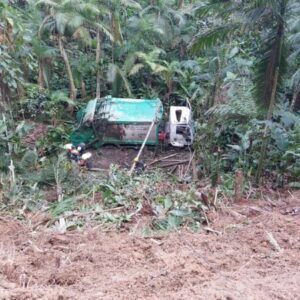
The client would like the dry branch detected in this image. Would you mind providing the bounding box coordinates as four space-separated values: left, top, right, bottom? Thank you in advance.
148 153 178 166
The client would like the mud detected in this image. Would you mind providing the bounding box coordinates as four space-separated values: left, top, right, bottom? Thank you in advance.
0 193 299 300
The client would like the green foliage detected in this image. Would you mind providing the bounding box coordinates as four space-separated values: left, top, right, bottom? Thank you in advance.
1 0 300 232
194 103 300 187
19 84 50 120
19 84 74 122
36 124 72 155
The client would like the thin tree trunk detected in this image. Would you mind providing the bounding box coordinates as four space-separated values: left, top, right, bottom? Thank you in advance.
81 79 86 99
111 17 115 64
96 29 101 99
177 0 184 9
255 68 279 184
293 92 300 112
38 60 45 90
58 36 77 103
290 88 300 112
255 1 286 184
0 78 10 103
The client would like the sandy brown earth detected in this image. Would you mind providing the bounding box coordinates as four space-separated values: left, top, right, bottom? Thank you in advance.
0 192 299 300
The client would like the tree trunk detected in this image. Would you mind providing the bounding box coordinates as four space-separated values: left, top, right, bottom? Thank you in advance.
255 68 279 184
96 29 101 99
81 79 86 99
291 89 300 112
255 1 286 184
234 169 244 202
58 36 77 103
38 60 45 90
0 78 10 103
177 0 184 9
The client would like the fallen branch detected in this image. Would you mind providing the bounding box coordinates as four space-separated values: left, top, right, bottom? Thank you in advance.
159 160 189 168
169 165 178 174
148 153 178 166
89 168 108 172
203 226 222 235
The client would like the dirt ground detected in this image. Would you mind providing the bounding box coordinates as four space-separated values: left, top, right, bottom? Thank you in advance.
0 192 299 300
90 145 192 174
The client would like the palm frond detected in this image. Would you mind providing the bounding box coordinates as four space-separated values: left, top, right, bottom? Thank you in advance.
288 32 300 45
189 24 238 53
291 68 300 90
194 1 233 18
94 23 114 42
254 28 287 110
107 64 132 97
120 0 142 10
32 39 57 58
55 12 68 35
287 46 300 63
128 64 144 76
35 0 58 7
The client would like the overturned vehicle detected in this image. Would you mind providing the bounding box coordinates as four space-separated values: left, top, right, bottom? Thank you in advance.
70 96 194 148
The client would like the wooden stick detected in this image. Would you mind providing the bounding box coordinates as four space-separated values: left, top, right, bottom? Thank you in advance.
148 153 178 166
128 105 161 176
160 160 189 168
89 167 108 172
170 165 178 174
160 159 189 165
183 151 195 178
192 157 198 181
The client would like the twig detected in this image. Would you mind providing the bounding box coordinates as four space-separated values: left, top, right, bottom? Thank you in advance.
214 187 218 207
89 168 108 172
266 231 283 252
170 165 178 174
246 181 253 200
192 157 198 181
203 226 222 235
183 151 195 178
159 160 189 168
148 153 178 166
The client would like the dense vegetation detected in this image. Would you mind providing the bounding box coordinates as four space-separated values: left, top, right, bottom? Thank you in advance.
0 0 299 230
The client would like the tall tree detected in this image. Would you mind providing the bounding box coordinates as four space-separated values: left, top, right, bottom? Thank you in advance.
190 0 299 182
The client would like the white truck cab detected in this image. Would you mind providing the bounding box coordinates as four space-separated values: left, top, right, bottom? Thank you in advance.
168 106 194 147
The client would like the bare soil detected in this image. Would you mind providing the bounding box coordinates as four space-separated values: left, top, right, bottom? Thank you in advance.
90 145 191 171
0 192 299 300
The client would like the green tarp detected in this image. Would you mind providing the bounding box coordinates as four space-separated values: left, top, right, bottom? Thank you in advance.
70 96 163 147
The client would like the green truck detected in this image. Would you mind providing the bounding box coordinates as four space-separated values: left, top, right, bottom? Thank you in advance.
70 96 164 147
70 95 194 148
